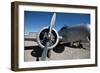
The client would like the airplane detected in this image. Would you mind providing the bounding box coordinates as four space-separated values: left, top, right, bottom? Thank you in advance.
24 13 90 61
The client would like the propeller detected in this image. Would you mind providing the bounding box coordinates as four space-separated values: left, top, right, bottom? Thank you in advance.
41 42 49 61
41 13 56 61
48 13 56 38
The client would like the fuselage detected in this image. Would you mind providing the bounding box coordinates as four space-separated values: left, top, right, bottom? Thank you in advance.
58 24 90 43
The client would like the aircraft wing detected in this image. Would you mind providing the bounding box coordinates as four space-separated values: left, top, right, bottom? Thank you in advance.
24 38 37 42
24 32 37 42
24 32 38 49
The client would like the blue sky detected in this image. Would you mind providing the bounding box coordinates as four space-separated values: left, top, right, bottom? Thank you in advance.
24 11 90 33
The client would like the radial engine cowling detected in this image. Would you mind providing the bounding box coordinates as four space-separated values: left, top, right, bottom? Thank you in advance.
37 27 59 49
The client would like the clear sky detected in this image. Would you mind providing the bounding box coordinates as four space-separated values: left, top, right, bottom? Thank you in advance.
24 11 90 33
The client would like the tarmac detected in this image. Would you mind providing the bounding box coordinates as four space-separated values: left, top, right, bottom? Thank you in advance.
24 32 90 61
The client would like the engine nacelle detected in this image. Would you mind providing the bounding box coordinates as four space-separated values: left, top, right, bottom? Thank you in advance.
37 26 59 49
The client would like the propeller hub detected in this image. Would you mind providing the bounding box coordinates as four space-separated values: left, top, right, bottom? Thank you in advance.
37 27 59 49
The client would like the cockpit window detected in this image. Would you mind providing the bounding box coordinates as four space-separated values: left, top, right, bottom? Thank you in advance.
60 26 68 31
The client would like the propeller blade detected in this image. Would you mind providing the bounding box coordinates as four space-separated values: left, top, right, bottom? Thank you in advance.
41 42 49 61
41 13 56 61
49 13 56 36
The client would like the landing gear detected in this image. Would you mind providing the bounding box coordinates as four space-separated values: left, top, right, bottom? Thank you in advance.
71 41 85 49
31 49 51 61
